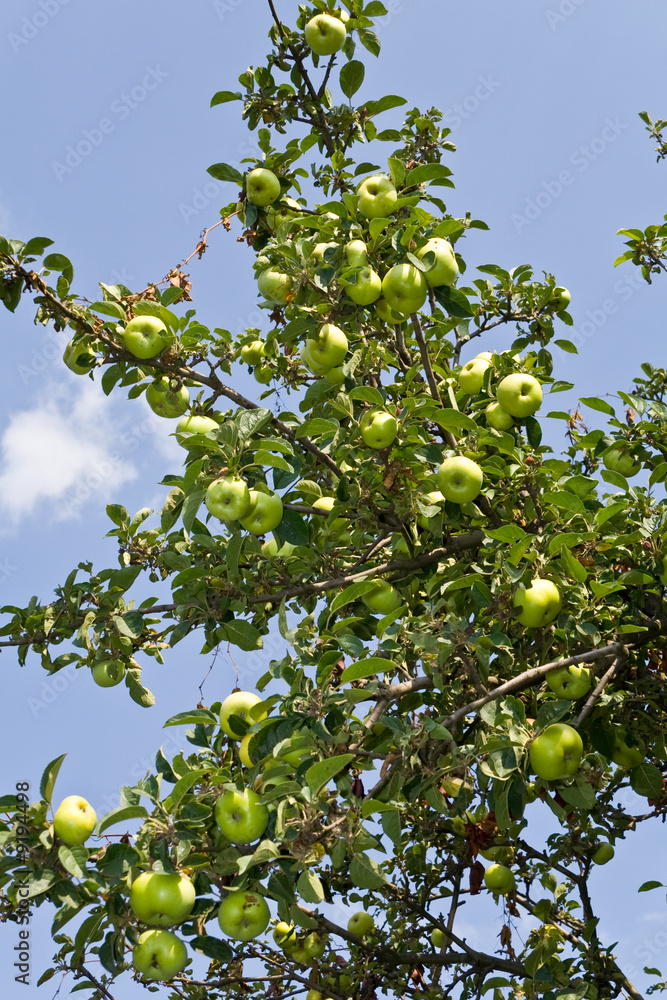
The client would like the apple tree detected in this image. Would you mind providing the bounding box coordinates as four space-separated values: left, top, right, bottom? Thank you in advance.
1 3 667 998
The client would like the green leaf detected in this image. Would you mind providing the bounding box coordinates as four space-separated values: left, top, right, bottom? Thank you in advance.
96 804 148 835
579 396 615 416
639 880 664 892
485 525 526 543
170 769 211 811
182 489 206 534
363 95 406 117
164 709 218 727
113 611 144 639
96 843 139 877
40 753 67 803
237 407 273 442
24 237 54 256
207 162 243 185
218 619 264 651
340 656 398 683
554 339 578 354
407 163 453 186
433 285 474 317
297 869 325 903
431 408 477 433
43 252 74 285
340 60 365 99
363 1 388 14
274 509 309 547
125 669 155 708
358 27 381 56
630 762 663 798
330 579 377 613
211 90 242 106
192 934 234 963
349 385 385 406
306 754 355 793
58 845 88 879
350 853 387 889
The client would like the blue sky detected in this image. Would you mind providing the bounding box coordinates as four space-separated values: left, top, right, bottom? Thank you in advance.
1 0 667 995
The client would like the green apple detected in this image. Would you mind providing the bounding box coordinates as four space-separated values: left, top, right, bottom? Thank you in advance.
175 414 218 445
218 890 270 941
325 365 346 385
130 871 196 927
206 476 251 522
53 795 97 846
301 342 331 376
246 167 281 206
357 174 397 219
239 733 254 768
496 374 543 418
416 238 459 287
546 665 591 699
360 409 398 449
602 444 641 478
362 580 402 615
611 729 644 768
304 931 327 959
348 911 375 937
382 263 428 314
552 286 571 311
346 239 368 267
437 457 483 504
273 921 299 952
341 265 382 305
311 241 338 264
304 13 347 55
220 690 267 739
261 537 295 558
132 929 188 981
485 401 514 430
145 377 190 418
458 358 490 394
417 490 444 529
214 787 269 844
592 842 615 865
257 267 293 304
307 991 323 1000
241 341 266 365
431 928 449 948
313 496 347 531
240 490 284 535
92 659 126 688
514 578 561 627
122 316 171 359
63 338 97 374
529 723 583 781
375 298 407 324
484 863 516 894
306 323 348 369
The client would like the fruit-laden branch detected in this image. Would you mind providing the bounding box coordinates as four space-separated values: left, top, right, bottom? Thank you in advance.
296 903 525 978
442 643 625 732
3 257 345 479
575 652 625 727
454 311 541 363
266 0 336 158
245 532 485 605
0 603 178 649
513 891 645 1000
357 643 625 738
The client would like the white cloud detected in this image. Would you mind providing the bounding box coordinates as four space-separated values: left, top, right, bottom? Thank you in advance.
0 381 139 524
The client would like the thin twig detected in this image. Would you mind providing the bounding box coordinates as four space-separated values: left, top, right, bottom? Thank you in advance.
575 653 625 727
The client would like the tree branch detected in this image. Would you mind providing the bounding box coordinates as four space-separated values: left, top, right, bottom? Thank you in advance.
443 644 624 731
